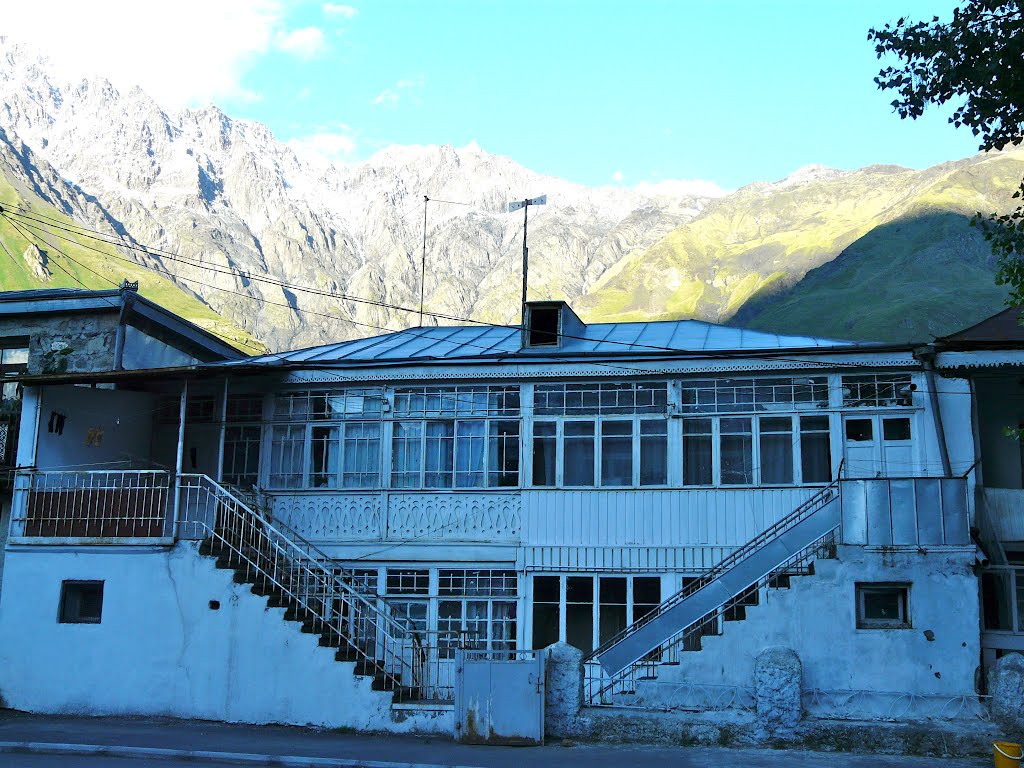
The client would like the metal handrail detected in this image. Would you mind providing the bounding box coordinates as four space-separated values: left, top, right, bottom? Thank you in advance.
584 476 841 663
585 527 839 705
177 474 428 698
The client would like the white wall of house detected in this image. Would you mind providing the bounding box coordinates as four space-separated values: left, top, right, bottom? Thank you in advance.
0 543 450 733
33 385 155 470
633 546 979 701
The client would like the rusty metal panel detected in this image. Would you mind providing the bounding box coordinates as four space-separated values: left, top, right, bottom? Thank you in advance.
865 481 892 546
889 479 919 546
915 479 945 546
841 481 868 545
941 479 970 545
456 649 544 745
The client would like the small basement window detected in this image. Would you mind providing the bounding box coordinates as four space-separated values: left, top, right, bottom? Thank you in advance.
58 581 104 624
856 583 910 629
526 306 560 347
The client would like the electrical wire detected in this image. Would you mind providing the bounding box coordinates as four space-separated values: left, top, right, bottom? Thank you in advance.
0 206 895 372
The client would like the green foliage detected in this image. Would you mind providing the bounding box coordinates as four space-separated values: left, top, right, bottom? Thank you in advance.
868 2 1024 304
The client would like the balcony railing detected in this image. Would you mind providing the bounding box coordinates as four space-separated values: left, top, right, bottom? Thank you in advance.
11 470 173 539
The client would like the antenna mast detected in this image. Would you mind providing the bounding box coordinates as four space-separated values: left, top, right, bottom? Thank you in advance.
507 194 547 323
419 195 429 327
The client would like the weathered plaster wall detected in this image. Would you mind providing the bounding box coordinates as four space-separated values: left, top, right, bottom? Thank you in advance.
35 385 155 470
0 542 449 732
0 314 119 376
632 547 979 701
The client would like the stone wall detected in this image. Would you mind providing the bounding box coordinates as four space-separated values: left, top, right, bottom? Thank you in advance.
0 314 119 375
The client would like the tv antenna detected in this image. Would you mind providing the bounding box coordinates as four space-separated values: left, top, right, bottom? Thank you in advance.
507 194 547 323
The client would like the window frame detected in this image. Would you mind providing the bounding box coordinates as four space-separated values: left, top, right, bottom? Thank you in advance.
855 582 911 629
58 580 104 624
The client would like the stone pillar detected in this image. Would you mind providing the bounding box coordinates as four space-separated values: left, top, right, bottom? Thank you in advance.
990 652 1024 732
544 642 584 738
754 646 802 735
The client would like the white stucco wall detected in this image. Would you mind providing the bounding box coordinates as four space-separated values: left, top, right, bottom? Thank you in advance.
34 386 155 470
0 542 449 733
635 546 979 700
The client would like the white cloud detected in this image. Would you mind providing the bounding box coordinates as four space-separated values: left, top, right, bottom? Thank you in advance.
612 170 624 183
287 129 358 166
274 27 327 60
371 75 425 107
634 179 730 198
0 1 323 107
323 3 358 18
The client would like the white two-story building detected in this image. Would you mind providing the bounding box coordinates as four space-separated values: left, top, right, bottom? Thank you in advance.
0 297 1019 732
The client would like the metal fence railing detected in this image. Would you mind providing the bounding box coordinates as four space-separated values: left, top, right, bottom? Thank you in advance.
176 473 470 702
11 470 172 538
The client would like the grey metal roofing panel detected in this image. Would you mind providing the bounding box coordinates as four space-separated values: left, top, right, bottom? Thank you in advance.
219 317 863 369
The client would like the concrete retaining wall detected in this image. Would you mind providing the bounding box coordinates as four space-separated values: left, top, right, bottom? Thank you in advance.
0 542 449 733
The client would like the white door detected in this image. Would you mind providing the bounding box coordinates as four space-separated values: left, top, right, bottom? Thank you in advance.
843 415 915 478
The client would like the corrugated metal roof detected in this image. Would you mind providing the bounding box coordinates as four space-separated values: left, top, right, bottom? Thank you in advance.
222 318 866 368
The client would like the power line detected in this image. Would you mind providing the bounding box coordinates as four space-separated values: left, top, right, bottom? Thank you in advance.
0 205 888 368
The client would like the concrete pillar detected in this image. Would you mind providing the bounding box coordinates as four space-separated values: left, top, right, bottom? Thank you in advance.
544 642 583 738
990 652 1024 731
754 646 802 734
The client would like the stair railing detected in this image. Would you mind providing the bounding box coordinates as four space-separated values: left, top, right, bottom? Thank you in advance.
177 474 428 700
586 477 841 666
584 527 839 706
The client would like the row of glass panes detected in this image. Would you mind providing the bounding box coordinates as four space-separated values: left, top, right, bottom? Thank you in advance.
265 414 835 489
251 375 916 426
532 414 832 488
534 382 668 416
268 419 519 489
679 377 829 413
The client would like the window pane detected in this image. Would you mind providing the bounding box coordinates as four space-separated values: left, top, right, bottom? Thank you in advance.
342 422 380 488
564 421 596 486
222 425 261 486
425 421 456 488
601 420 633 486
455 421 486 487
800 416 832 483
721 417 753 485
488 420 520 487
311 425 340 488
532 422 557 486
491 600 517 653
683 418 713 485
759 417 793 485
391 422 423 488
883 418 912 441
640 419 668 485
269 425 305 488
845 419 873 442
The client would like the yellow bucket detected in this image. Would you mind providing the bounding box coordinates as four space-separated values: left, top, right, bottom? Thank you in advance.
995 741 1023 768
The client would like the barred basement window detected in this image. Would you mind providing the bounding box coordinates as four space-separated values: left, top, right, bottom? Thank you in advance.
58 580 104 624
856 583 910 629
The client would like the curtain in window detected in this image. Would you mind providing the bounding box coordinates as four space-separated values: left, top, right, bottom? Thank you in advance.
601 420 633 486
640 419 668 485
391 422 423 488
800 415 832 483
564 421 596 486
269 425 305 488
342 422 381 488
425 421 455 488
759 417 793 485
455 421 486 487
683 418 713 485
491 600 517 653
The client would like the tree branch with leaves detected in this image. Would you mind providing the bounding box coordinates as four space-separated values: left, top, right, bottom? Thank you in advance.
868 1 1024 302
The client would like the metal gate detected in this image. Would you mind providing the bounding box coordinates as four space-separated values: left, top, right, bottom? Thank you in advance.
454 649 544 745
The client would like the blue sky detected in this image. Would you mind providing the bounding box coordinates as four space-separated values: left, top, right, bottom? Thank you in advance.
10 1 979 191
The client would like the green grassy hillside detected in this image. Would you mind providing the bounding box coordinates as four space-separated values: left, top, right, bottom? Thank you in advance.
0 173 263 354
576 149 1024 341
